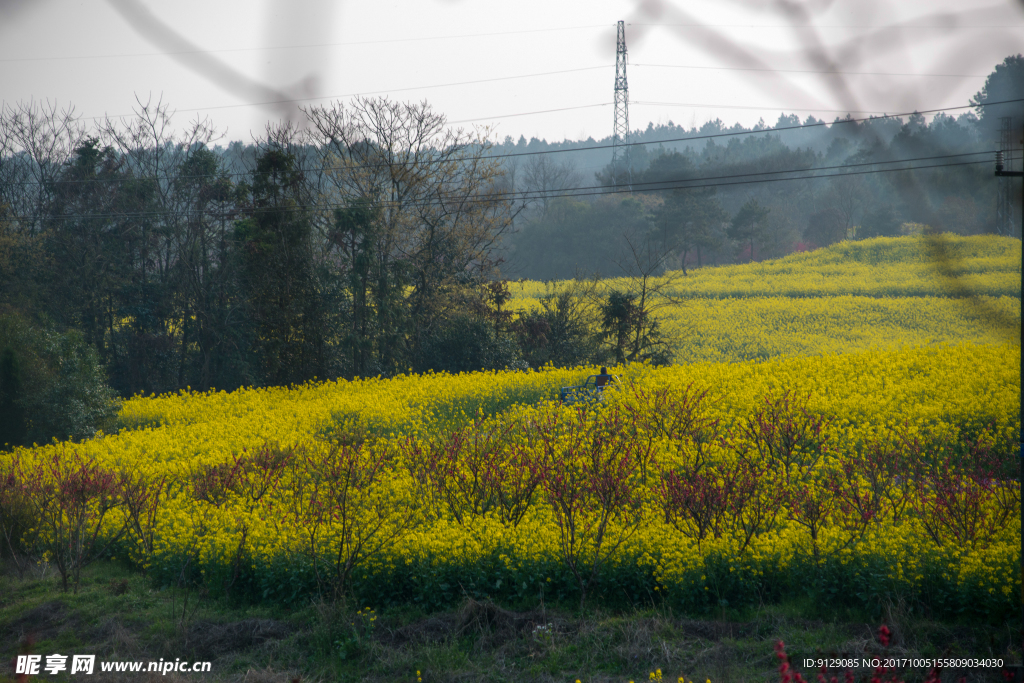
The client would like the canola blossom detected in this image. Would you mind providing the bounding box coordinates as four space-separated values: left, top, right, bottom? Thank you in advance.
510 235 1020 363
1 235 1018 615
1 343 1019 618
510 234 1020 301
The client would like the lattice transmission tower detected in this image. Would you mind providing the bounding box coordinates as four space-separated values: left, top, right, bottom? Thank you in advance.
611 20 631 191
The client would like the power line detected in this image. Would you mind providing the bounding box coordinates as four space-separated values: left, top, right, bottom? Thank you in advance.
4 20 1015 67
587 151 995 195
0 133 992 193
0 25 613 64
1 101 1012 189
62 54 1000 122
358 151 995 207
626 22 1019 29
633 101 928 115
448 103 610 125
5 98 1014 189
542 159 993 203
632 63 987 79
79 66 613 121
3 156 993 222
13 20 1009 64
554 99 1020 155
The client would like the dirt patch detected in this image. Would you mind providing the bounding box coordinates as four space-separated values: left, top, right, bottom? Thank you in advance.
185 619 293 660
676 618 758 641
2 600 76 645
93 616 143 657
378 612 459 646
237 666 304 683
457 599 551 636
377 599 570 650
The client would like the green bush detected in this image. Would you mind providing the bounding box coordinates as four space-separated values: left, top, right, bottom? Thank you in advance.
0 311 120 448
416 312 525 374
512 283 605 368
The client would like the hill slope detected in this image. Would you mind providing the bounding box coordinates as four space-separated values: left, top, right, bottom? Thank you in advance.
509 235 1021 363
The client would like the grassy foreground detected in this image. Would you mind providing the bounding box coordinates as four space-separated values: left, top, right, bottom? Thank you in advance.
2 561 1018 683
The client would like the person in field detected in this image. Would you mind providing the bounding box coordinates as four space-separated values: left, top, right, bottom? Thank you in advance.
595 367 612 388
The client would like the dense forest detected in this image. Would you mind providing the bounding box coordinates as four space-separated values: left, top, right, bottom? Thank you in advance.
0 55 1021 447
503 55 1024 279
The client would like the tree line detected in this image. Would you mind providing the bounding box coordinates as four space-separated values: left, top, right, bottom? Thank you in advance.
504 55 1022 280
0 55 1019 447
0 96 531 390
0 96 673 448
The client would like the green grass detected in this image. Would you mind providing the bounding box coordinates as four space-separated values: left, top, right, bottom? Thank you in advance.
1 561 1019 683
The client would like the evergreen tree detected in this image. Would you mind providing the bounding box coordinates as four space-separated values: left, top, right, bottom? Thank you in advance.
235 147 328 385
0 347 26 449
729 199 771 262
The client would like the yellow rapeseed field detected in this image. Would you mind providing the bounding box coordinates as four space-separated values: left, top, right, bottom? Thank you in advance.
0 235 1018 617
509 235 1020 362
2 344 1019 616
510 234 1020 301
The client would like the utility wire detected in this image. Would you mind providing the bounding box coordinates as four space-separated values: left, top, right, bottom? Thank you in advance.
448 103 611 124
6 149 989 197
4 157 992 222
535 159 993 203
68 63 1017 120
296 152 997 209
632 63 987 78
79 67 613 120
0 25 613 63
565 151 994 195
474 98 1021 156
630 22 1024 29
634 101 924 115
4 20 1016 66
16 20 1010 63
5 98 1017 188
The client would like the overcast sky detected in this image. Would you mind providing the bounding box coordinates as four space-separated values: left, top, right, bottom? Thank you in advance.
1 0 1022 145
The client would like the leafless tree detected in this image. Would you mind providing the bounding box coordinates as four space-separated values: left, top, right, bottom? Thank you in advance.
823 174 865 238
596 231 688 364
305 97 517 274
0 100 87 234
302 97 521 362
100 96 223 284
521 153 584 211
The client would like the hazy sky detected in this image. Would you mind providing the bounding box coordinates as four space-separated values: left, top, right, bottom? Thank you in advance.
1 0 1022 145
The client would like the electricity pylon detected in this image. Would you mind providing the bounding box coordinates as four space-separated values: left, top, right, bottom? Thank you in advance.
611 20 631 192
